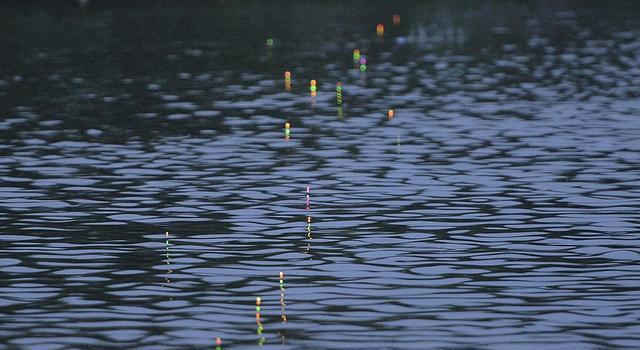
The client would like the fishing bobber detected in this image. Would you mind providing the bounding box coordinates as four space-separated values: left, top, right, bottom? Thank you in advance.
353 49 361 61
376 23 384 36
284 70 292 91
393 14 401 26
359 57 367 72
310 79 317 96
256 296 262 329
215 337 222 350
266 38 274 47
255 297 265 341
336 82 343 105
279 272 287 323
284 122 291 140
388 109 394 119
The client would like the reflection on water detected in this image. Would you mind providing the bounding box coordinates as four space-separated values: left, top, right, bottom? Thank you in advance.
1 1 640 349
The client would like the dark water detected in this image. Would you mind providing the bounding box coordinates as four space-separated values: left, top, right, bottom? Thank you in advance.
1 1 640 349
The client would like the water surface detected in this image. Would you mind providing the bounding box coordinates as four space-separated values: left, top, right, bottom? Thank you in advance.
1 1 640 349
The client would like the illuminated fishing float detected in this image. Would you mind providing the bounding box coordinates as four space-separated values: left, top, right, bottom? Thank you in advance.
353 49 361 69
256 297 263 333
310 79 317 97
163 231 173 285
284 122 291 140
393 14 401 26
265 38 275 61
376 23 384 36
165 231 171 265
215 337 222 350
304 215 312 253
306 186 312 239
279 272 287 323
284 70 292 91
336 82 343 105
256 297 265 345
388 109 394 119
359 57 367 72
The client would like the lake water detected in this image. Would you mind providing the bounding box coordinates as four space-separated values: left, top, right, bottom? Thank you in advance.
1 1 640 349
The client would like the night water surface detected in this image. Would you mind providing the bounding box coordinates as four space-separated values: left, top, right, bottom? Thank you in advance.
1 1 640 349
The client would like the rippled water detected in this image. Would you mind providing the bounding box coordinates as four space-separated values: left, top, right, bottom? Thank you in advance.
2 2 640 349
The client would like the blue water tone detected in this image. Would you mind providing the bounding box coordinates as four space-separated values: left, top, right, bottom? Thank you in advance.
1 1 640 349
